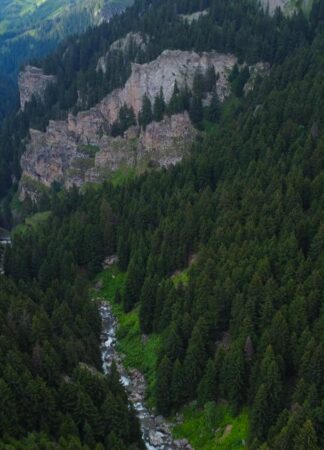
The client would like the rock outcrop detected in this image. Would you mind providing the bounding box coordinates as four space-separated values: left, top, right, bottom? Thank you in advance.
180 10 209 23
20 112 197 199
260 0 312 15
97 32 148 73
94 49 236 125
19 49 235 198
18 66 56 110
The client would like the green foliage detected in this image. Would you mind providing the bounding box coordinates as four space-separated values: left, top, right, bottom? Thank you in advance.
173 403 249 450
2 1 324 448
98 267 161 405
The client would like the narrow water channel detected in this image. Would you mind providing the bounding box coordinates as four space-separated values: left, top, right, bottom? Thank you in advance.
0 228 11 274
99 302 192 450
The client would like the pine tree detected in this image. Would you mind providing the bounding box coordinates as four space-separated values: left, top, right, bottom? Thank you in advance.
171 359 185 409
189 95 203 127
197 358 218 406
184 319 208 399
123 252 145 312
153 88 165 122
138 94 153 129
206 91 221 122
156 355 172 416
251 384 269 441
293 420 320 450
139 276 157 334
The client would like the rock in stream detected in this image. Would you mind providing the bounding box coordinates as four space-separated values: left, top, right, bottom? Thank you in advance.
99 302 192 450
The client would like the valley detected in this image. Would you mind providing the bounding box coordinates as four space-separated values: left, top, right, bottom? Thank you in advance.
0 0 132 120
0 0 323 449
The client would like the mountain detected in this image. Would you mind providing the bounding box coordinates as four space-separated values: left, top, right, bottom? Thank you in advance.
0 0 132 121
1 0 324 449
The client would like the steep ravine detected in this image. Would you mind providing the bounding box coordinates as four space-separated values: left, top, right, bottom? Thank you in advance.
99 302 192 450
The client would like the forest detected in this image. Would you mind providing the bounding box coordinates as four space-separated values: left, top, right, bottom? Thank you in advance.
1 0 324 448
0 0 321 209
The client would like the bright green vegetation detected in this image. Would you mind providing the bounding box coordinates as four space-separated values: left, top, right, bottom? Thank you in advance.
12 210 51 236
172 269 190 286
110 167 137 187
98 267 161 404
173 403 248 450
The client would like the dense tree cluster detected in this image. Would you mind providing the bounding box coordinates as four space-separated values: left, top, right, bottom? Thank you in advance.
5 26 324 447
1 0 324 448
1 0 322 207
0 276 143 449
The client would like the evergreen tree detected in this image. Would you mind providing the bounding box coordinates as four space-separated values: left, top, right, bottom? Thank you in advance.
293 420 320 450
139 94 153 129
171 359 185 409
156 355 172 416
139 276 157 334
197 358 218 406
189 95 203 127
206 91 221 122
153 88 165 122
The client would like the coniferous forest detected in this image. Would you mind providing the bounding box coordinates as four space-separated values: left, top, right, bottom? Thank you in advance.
1 0 324 449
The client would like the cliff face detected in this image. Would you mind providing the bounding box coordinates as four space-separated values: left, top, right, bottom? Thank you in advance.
260 0 312 15
97 32 148 73
19 49 235 199
18 66 56 110
97 50 236 123
20 112 197 199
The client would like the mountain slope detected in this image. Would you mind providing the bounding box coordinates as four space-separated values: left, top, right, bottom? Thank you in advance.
0 0 132 121
1 0 324 448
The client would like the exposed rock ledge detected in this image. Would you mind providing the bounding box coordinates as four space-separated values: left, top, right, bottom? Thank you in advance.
18 66 56 110
94 50 236 124
180 10 209 23
260 0 311 15
19 49 235 199
97 32 148 73
20 112 197 200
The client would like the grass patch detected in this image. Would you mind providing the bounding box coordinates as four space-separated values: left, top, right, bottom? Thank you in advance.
173 402 248 450
13 211 51 237
110 166 137 187
172 269 189 286
97 266 161 406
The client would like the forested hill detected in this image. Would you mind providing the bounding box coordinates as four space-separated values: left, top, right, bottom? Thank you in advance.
1 0 324 448
0 0 131 121
1 0 322 221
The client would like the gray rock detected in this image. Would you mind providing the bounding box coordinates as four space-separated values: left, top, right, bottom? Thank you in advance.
18 66 56 110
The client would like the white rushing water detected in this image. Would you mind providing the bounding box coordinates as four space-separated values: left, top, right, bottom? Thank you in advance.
99 302 192 450
0 229 11 275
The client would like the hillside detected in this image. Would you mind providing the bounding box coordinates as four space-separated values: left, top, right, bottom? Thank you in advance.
0 0 132 121
1 0 324 448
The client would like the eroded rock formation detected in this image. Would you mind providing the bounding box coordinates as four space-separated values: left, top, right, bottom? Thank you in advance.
20 112 197 199
18 66 56 110
260 0 312 15
97 32 148 73
93 49 236 126
19 49 235 199
180 10 209 23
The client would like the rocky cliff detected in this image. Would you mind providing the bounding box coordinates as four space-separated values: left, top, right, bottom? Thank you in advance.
260 0 312 15
93 50 236 126
18 66 56 110
97 32 148 73
19 49 235 199
20 112 197 200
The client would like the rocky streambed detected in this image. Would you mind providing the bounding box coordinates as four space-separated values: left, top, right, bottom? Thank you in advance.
99 302 192 450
